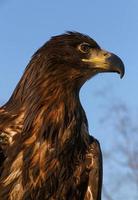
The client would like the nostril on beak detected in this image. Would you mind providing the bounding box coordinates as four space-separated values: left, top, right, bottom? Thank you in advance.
102 50 110 57
103 53 108 56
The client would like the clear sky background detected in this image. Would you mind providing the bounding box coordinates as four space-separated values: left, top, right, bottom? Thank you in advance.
0 0 137 199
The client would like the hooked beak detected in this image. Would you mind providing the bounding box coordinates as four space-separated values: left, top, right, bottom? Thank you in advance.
82 49 125 78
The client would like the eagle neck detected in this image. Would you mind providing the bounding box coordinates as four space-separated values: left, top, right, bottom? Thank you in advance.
41 87 88 144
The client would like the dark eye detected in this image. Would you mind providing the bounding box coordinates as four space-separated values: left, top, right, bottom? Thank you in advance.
78 43 91 53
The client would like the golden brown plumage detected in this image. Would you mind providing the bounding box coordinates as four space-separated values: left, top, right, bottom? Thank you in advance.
0 32 124 199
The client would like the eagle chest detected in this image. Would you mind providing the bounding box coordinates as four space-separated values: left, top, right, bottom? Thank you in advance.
28 139 102 200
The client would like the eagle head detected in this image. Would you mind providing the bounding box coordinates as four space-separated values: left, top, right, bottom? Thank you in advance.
33 31 125 90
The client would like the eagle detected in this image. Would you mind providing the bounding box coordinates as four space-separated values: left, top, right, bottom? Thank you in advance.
0 32 124 200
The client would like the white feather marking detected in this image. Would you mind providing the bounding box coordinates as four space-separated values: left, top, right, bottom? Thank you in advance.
87 186 94 200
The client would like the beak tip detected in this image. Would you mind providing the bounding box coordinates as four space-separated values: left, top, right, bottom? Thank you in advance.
119 65 125 79
120 71 125 79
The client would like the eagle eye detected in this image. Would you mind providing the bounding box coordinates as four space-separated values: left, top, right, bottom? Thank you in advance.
78 43 91 53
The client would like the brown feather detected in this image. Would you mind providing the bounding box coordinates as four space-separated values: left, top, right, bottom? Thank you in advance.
0 32 102 200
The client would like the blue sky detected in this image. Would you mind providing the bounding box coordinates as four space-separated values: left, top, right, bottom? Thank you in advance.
0 0 137 199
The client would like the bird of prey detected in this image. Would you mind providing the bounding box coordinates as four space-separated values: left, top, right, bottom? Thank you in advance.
0 32 124 200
